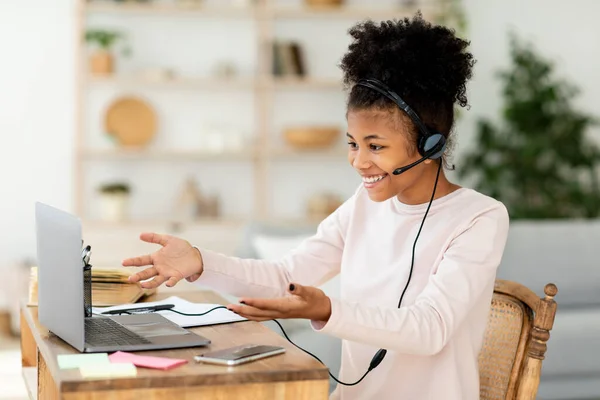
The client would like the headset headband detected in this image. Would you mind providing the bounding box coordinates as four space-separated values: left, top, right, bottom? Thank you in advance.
355 78 430 138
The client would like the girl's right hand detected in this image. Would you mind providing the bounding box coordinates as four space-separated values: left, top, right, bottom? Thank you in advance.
122 232 204 289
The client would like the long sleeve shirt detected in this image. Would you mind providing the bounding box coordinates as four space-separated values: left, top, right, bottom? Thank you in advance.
195 185 510 400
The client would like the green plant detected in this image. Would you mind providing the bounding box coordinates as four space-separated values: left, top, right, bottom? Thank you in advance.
98 182 130 194
458 33 600 219
85 29 130 55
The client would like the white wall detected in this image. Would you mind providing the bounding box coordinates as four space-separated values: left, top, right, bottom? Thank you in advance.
0 0 75 270
1 0 600 274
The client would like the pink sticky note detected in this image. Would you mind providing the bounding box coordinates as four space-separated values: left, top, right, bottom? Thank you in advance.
109 351 188 370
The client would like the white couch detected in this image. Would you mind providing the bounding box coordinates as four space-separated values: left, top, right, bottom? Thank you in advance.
235 219 600 399
497 220 600 400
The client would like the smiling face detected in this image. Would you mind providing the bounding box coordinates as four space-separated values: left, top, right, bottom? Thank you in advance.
347 108 434 202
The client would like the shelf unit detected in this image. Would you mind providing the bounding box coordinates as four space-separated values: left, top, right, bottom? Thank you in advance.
75 0 443 227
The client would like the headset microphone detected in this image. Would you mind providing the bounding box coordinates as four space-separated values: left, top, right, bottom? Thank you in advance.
392 138 446 175
393 156 428 175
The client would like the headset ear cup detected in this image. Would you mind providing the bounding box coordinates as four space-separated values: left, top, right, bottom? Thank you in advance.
422 133 446 160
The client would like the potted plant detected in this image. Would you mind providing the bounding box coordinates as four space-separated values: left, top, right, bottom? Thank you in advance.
98 182 131 222
458 33 600 219
84 29 129 75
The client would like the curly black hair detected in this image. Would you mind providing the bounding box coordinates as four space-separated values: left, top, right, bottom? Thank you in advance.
340 12 475 164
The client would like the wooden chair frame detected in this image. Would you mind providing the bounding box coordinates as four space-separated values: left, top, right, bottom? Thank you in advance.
486 279 558 400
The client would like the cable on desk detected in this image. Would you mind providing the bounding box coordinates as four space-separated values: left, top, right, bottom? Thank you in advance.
103 305 369 385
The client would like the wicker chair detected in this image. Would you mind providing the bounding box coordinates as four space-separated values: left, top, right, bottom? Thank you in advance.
479 279 558 400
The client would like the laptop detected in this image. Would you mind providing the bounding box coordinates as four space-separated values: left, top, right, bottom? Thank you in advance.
35 201 211 353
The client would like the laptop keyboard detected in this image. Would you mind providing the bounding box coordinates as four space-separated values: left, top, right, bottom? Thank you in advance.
85 317 152 347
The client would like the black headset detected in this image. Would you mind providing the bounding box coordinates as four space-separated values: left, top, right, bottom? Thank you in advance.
356 78 447 175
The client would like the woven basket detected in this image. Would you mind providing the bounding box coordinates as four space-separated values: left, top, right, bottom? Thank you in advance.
104 96 157 147
307 193 343 219
305 0 344 6
284 126 340 149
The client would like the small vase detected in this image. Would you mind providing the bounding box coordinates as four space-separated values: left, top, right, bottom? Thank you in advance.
90 50 114 75
100 193 129 222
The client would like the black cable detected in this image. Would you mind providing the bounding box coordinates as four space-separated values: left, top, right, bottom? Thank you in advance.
361 160 443 379
168 306 228 317
396 160 442 309
110 162 443 387
107 306 228 317
111 305 366 384
270 319 370 386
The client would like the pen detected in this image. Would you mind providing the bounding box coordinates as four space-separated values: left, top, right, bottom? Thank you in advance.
83 250 91 265
81 245 91 261
101 304 176 315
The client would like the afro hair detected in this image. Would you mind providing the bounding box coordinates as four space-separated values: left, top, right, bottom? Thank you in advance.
340 12 475 163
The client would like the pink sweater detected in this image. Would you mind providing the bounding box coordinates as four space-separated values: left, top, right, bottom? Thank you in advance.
196 185 510 400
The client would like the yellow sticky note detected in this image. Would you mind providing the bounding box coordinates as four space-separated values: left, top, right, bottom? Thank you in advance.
57 353 109 369
79 362 137 379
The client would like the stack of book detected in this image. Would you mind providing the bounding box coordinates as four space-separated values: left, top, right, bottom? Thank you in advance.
28 266 156 307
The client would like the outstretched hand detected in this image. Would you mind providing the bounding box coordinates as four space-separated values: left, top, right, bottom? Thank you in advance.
227 283 332 323
121 232 204 289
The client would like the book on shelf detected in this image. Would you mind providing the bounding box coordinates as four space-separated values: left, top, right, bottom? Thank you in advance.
272 40 306 78
28 266 156 307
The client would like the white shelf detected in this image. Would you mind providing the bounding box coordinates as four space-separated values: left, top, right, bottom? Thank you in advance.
270 5 432 19
85 1 435 20
87 75 258 90
85 1 257 17
80 147 347 161
80 148 257 161
268 147 347 159
77 0 449 223
82 217 248 230
269 77 343 90
86 75 343 90
81 216 324 230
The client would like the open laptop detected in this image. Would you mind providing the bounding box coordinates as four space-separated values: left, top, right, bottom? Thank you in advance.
35 201 211 353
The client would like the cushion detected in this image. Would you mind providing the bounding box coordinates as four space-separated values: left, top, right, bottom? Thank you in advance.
234 221 318 259
541 307 600 377
497 220 600 307
252 232 341 298
538 376 600 400
253 233 312 260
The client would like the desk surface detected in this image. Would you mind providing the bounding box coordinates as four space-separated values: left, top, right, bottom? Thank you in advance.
22 290 329 395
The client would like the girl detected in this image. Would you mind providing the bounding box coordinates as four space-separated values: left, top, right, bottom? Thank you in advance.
123 13 509 400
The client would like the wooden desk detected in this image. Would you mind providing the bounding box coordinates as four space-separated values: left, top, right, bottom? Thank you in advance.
20 291 330 399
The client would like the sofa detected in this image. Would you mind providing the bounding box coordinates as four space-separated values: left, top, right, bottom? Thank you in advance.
233 219 600 399
496 220 600 400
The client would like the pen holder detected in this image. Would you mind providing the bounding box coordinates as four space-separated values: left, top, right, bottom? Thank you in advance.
83 264 92 317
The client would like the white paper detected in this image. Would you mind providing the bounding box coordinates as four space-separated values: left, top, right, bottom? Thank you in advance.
91 296 247 328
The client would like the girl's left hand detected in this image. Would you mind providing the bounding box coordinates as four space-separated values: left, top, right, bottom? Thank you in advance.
227 283 332 323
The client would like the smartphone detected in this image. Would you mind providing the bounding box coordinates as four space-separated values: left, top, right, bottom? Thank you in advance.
194 344 286 366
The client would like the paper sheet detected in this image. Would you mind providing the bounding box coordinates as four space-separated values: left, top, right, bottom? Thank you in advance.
57 353 109 369
91 296 246 328
109 351 187 370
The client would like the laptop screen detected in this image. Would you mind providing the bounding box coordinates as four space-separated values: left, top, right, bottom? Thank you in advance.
35 201 85 352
